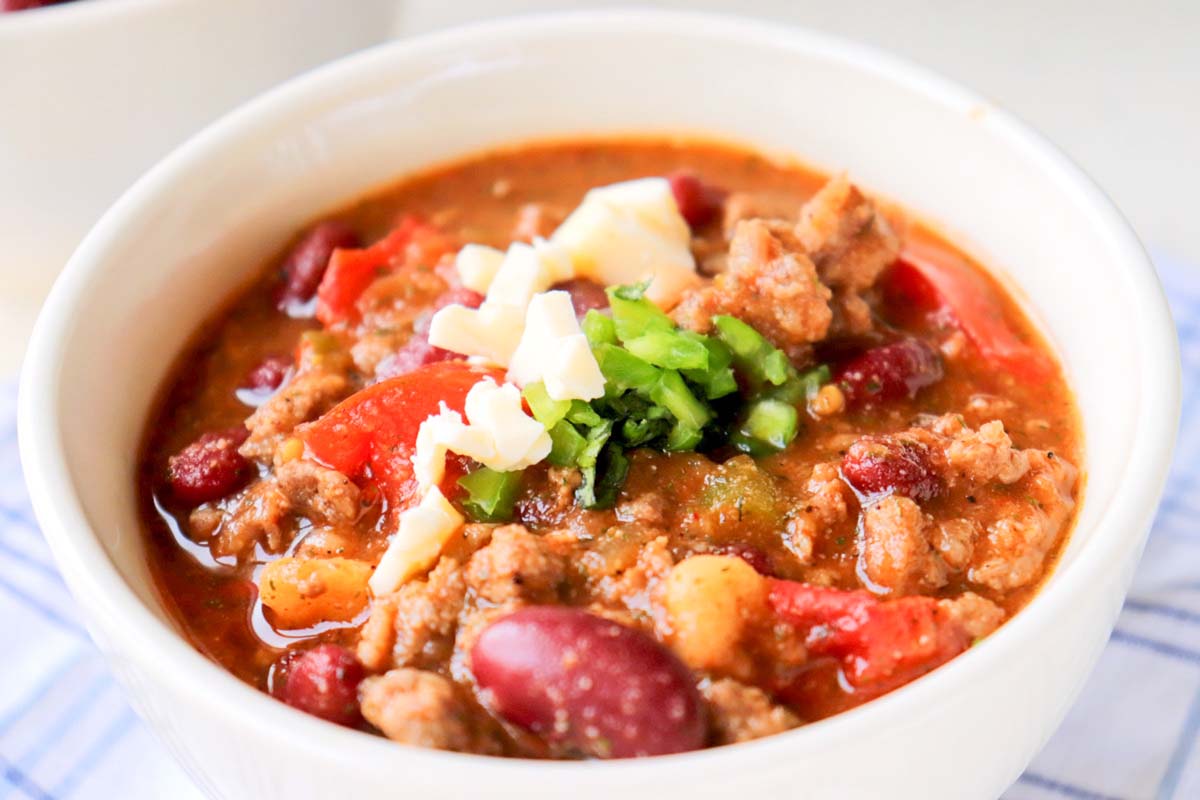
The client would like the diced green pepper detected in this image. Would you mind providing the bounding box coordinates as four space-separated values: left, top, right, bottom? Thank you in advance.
729 399 799 455
582 309 617 348
713 314 790 388
458 467 523 522
623 329 709 371
523 381 571 428
546 420 587 466
594 343 661 393
650 370 712 430
607 283 674 341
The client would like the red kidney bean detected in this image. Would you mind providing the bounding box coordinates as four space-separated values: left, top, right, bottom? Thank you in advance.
841 436 943 502
166 428 251 506
283 644 364 727
277 221 360 315
835 338 943 407
471 606 705 758
373 287 484 381
667 171 726 230
550 278 609 319
242 355 292 393
711 543 775 576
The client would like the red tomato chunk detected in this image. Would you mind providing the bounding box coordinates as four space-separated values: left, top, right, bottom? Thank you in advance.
276 221 360 315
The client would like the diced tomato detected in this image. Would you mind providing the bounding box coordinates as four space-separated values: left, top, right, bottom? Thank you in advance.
767 580 969 687
882 242 1054 381
298 361 502 511
315 216 456 327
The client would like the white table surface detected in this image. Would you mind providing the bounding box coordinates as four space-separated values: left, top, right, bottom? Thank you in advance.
3 0 1196 376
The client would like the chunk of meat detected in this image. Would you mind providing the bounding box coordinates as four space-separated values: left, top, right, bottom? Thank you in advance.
701 679 801 745
936 592 1005 640
358 557 467 673
969 451 1077 591
359 669 477 751
938 417 1030 484
208 479 293 558
672 219 832 361
720 191 800 238
931 518 979 571
274 459 361 523
859 495 947 595
465 525 566 605
795 176 902 335
580 531 674 630
241 370 351 463
783 463 849 566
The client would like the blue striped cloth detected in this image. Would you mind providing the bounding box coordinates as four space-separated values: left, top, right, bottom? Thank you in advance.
2 256 1198 800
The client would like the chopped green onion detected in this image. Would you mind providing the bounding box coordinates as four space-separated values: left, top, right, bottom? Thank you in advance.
458 467 523 522
650 370 712 430
523 381 571 428
729 399 799 456
582 310 617 347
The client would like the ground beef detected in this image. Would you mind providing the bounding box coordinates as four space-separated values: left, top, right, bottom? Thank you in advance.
720 191 800 238
357 558 467 673
969 451 1078 591
206 479 292 559
579 530 674 632
240 370 350 463
359 668 478 751
275 459 361 523
936 592 1006 639
859 495 947 595
464 525 567 605
672 218 832 362
784 462 850 566
795 176 901 336
701 679 801 745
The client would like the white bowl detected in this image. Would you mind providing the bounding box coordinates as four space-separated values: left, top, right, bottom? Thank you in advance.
18 10 1180 800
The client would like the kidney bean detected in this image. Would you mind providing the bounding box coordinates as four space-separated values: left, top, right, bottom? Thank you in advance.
242 355 292 393
835 338 943 408
551 278 609 319
283 644 365 727
841 436 943 502
166 428 251 506
667 171 726 230
277 221 360 315
471 606 705 758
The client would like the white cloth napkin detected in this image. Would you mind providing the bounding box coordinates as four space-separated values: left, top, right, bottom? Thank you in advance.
2 255 1197 800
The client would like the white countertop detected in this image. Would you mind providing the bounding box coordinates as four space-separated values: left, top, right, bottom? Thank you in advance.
3 0 1196 378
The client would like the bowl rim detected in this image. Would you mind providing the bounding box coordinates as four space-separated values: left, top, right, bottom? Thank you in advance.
17 6 1181 784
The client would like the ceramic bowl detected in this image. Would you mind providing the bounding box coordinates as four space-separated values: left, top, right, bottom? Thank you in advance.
19 10 1180 799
